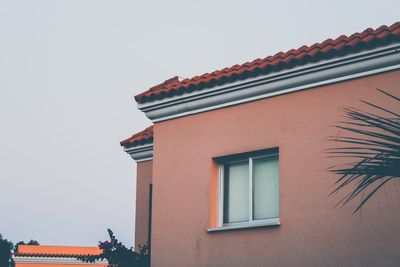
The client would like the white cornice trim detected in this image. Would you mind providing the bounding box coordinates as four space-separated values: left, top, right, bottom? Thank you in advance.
138 43 400 122
124 143 153 162
13 256 107 265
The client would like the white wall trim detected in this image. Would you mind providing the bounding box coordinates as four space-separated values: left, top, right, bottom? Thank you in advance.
138 43 400 122
208 218 280 233
124 143 153 162
13 256 107 265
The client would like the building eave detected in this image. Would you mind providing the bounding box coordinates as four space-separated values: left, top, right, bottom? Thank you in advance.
124 142 154 162
138 43 400 122
13 255 107 265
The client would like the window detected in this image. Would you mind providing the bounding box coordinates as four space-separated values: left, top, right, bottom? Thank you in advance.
214 148 279 230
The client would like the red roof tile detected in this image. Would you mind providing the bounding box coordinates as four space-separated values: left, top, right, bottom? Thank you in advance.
135 22 400 104
120 125 153 148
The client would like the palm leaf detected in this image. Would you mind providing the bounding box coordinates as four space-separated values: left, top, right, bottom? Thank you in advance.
328 89 400 213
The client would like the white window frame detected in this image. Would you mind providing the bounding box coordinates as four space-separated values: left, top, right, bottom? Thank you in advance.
210 150 280 232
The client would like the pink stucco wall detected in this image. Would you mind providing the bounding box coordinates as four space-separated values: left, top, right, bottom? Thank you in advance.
135 160 153 250
150 70 400 267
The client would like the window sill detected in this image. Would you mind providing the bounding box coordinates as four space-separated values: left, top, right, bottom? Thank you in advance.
207 218 280 233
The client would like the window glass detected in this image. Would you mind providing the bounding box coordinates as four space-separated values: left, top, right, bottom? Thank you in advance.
253 156 279 220
223 162 249 223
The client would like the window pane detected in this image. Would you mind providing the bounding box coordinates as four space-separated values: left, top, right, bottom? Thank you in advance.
253 156 279 220
224 162 249 223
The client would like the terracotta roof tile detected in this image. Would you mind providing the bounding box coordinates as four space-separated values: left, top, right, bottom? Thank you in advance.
14 245 102 258
14 252 99 258
120 125 153 148
134 21 400 104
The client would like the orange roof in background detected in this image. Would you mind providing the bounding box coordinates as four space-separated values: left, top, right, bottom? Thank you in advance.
134 21 400 104
15 245 102 258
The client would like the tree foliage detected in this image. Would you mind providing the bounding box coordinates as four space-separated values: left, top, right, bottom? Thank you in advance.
0 234 40 267
0 234 13 267
328 89 400 213
78 229 149 267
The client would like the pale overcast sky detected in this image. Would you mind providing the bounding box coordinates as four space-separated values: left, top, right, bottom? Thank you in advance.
0 0 399 247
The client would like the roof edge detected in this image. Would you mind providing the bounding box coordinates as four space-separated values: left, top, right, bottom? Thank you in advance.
138 42 400 122
120 125 153 148
123 142 153 162
13 255 107 265
134 22 400 104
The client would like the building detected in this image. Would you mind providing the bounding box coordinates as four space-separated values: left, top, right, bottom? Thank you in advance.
13 245 107 267
121 22 400 267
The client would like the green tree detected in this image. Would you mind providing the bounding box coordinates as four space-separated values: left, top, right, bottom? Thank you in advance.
328 89 400 213
0 234 13 267
79 229 149 267
0 234 40 267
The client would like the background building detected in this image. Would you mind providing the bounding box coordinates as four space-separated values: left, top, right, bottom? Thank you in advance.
13 245 107 267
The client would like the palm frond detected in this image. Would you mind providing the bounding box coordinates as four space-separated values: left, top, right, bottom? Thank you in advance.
328 89 400 213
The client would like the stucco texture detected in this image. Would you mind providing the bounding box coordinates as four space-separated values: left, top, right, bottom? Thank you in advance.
150 70 400 267
135 160 153 249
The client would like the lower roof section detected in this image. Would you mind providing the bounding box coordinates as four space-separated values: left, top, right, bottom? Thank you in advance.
123 142 153 163
120 125 153 149
13 245 107 265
